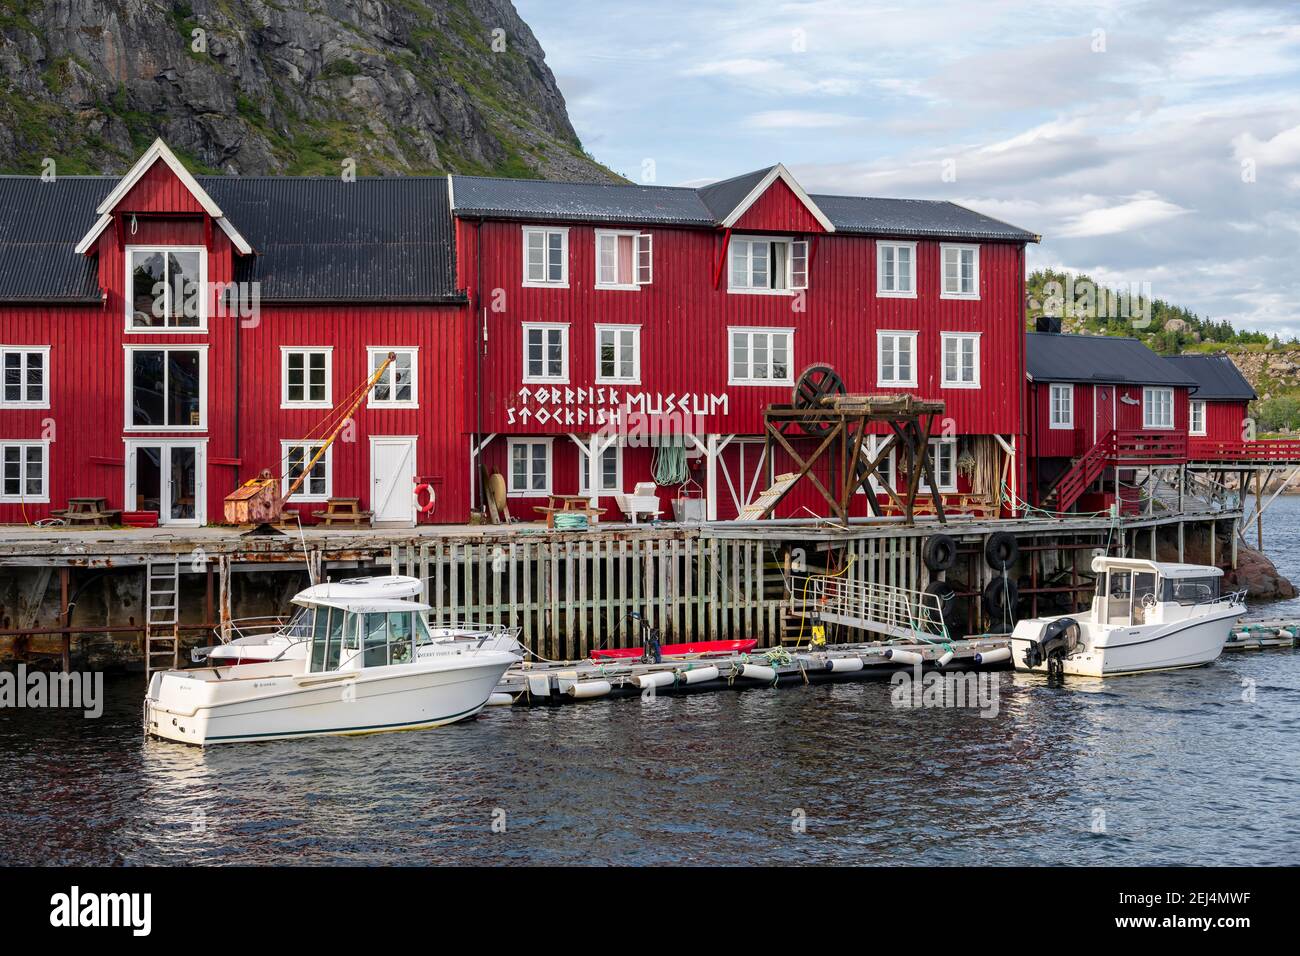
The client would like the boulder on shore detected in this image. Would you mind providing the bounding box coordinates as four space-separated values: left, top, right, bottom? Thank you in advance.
1224 544 1296 601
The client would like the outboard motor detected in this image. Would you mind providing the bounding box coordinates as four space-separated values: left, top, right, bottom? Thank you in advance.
1022 617 1081 682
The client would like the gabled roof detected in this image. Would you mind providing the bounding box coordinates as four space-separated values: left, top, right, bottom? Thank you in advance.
1163 354 1257 401
1026 333 1199 387
450 167 1038 241
0 175 461 303
75 139 252 255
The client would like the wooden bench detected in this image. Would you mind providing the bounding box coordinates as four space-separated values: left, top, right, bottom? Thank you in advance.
310 498 372 527
533 495 607 529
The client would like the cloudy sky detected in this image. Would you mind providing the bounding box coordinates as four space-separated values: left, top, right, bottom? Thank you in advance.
516 0 1300 337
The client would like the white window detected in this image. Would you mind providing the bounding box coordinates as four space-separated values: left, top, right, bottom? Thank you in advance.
0 441 48 503
281 441 331 501
367 348 418 408
877 331 918 387
925 439 958 493
126 246 207 330
941 333 980 388
579 442 623 495
728 327 793 385
124 346 207 430
1190 400 1206 436
522 226 569 286
595 231 652 289
1144 387 1174 429
876 241 916 297
281 348 332 408
1 346 50 408
728 236 808 293
508 438 552 496
940 244 979 299
522 323 569 383
1049 383 1073 429
595 325 640 384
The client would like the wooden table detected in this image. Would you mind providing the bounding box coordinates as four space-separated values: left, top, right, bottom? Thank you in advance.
54 497 121 526
533 495 607 528
311 497 372 527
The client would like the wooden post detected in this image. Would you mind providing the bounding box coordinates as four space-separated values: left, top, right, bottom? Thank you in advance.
59 567 70 671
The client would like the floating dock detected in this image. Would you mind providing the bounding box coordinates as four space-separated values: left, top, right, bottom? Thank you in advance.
494 635 1013 705
1225 620 1298 650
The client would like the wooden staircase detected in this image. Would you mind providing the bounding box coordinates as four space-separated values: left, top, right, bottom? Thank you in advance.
1042 430 1188 513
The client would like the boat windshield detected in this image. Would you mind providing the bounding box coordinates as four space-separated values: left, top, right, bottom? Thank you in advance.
1162 576 1219 605
362 612 416 667
309 606 347 672
283 606 314 641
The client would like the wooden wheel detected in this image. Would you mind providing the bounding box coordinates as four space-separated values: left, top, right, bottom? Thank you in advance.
791 364 847 435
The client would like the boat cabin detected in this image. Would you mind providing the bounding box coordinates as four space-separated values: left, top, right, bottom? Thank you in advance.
1088 557 1224 627
292 576 435 673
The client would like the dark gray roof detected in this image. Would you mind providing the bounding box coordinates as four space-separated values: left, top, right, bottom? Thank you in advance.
0 177 111 301
696 166 775 220
450 168 1039 241
0 175 461 303
1163 354 1256 401
199 177 460 302
452 175 715 226
1026 333 1199 387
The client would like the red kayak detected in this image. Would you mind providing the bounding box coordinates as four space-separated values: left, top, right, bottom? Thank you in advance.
590 639 758 661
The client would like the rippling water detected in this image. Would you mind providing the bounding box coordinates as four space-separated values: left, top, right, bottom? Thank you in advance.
4 506 1299 866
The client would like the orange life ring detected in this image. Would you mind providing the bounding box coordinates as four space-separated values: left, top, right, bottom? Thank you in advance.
413 480 436 515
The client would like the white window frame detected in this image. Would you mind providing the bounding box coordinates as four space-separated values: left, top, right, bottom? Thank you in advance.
940 243 980 300
522 226 570 287
594 230 653 290
522 323 570 384
0 439 50 504
594 324 640 384
1189 400 1206 437
1143 387 1174 430
579 442 624 495
123 345 208 432
727 235 807 295
1049 383 1074 430
858 435 896 495
940 332 980 389
280 440 332 502
280 347 333 409
507 437 553 497
366 347 419 409
876 241 917 298
728 327 794 386
0 345 51 409
925 438 958 494
124 245 209 332
876 330 918 387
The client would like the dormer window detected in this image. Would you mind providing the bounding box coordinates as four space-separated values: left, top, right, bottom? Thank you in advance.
127 246 207 330
728 236 808 293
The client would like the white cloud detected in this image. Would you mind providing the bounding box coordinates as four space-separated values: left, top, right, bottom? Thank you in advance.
742 110 863 130
1057 193 1193 238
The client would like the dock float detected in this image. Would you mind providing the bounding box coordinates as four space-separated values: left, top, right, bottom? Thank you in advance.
494 635 1012 705
1225 620 1299 651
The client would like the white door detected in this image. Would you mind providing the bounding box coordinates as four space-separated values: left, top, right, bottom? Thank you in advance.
125 440 205 526
370 436 417 525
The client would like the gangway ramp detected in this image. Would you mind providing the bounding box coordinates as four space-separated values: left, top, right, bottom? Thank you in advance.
803 574 949 642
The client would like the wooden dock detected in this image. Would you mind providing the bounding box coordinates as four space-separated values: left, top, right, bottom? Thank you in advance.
494 635 1014 705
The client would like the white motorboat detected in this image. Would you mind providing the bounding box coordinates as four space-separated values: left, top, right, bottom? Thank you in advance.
195 576 510 665
145 576 520 745
1010 556 1245 677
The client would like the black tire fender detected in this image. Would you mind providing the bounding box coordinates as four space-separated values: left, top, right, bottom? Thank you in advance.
923 533 958 572
984 531 1019 571
983 576 1019 630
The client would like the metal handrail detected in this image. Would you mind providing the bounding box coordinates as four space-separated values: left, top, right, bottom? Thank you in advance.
808 575 949 640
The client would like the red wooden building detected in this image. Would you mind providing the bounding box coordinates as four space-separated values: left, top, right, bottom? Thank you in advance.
1163 354 1256 452
450 163 1038 520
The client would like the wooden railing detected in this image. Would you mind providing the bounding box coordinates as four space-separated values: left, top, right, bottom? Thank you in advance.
1188 438 1300 463
1045 430 1188 512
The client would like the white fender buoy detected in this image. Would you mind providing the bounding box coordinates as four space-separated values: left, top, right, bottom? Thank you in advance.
886 649 923 665
740 663 778 682
678 665 720 685
567 680 612 699
827 657 864 673
487 693 514 706
936 650 954 667
631 671 675 689
974 647 1011 664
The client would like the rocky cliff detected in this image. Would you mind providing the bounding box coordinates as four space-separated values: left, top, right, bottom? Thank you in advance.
0 0 617 179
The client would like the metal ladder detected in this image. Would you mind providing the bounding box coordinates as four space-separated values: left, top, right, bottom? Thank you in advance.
144 558 181 680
